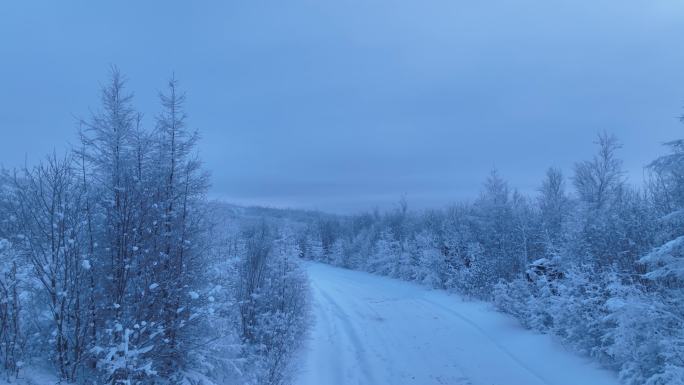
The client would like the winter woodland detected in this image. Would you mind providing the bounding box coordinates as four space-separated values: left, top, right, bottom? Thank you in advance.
0 69 683 385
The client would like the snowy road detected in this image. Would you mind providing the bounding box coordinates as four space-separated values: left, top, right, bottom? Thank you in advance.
296 263 619 385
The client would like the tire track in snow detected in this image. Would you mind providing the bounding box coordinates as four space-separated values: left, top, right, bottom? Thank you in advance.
419 297 553 385
309 286 345 385
315 283 378 385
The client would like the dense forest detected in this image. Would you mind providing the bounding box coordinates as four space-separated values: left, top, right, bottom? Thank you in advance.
298 132 684 385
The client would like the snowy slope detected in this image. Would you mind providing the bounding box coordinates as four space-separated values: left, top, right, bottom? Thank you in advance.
296 263 619 385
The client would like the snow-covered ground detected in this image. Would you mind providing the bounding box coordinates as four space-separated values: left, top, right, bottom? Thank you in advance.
0 366 57 385
296 262 619 385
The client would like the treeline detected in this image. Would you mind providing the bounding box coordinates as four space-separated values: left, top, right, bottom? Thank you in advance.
0 69 308 385
300 132 684 384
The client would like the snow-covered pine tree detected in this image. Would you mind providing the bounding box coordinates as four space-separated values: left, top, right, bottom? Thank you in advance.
148 76 210 379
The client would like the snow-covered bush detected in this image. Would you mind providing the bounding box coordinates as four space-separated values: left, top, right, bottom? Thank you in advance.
495 263 684 385
237 224 310 385
493 278 533 325
366 231 398 276
414 231 450 289
601 280 683 385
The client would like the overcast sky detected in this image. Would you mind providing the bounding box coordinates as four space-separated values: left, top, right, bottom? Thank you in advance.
1 1 684 213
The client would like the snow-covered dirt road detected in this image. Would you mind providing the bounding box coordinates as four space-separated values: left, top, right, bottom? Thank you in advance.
296 263 619 385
